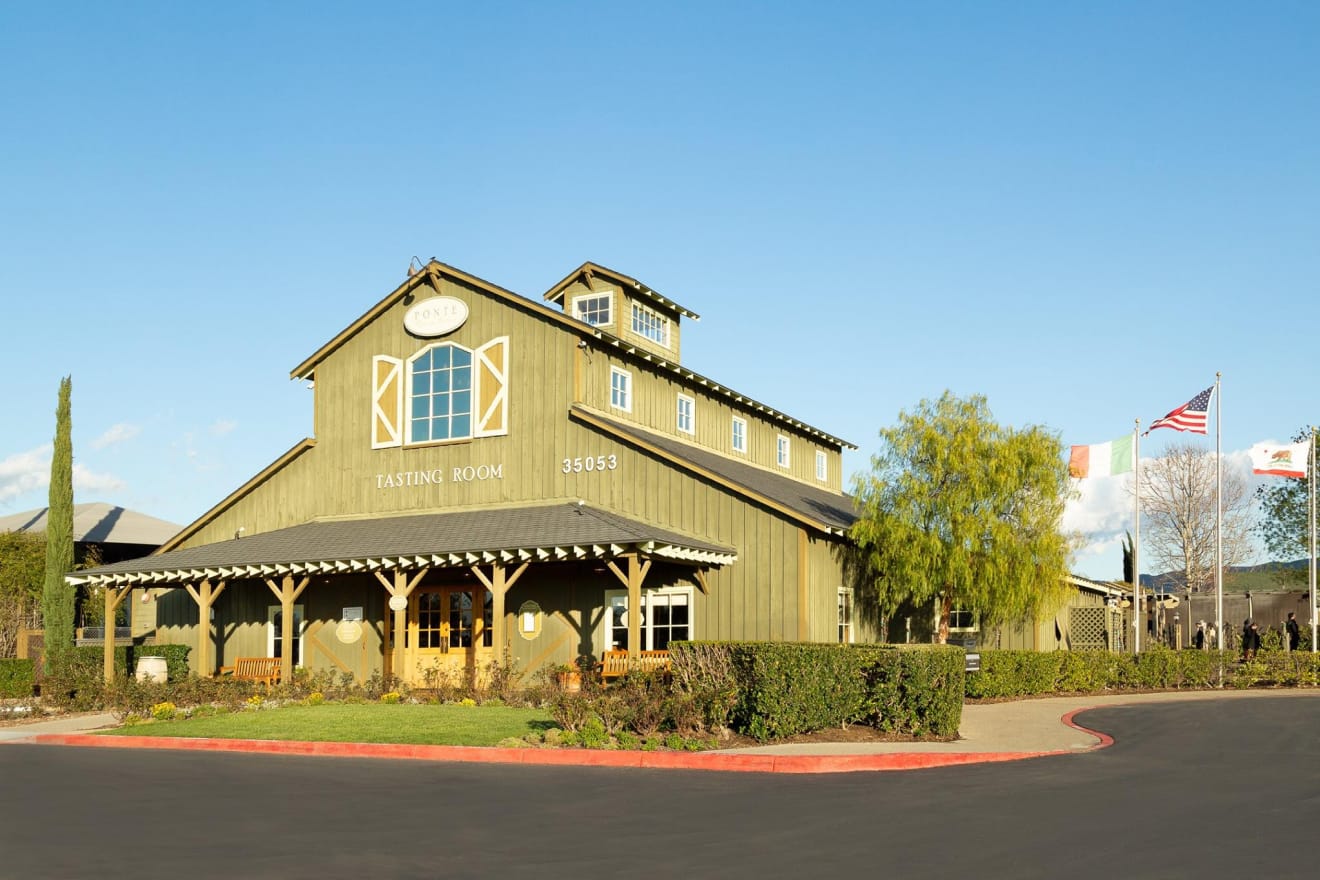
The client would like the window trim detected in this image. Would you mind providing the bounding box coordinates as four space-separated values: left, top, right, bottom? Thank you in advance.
776 434 790 468
949 605 978 633
602 586 694 652
571 291 613 327
609 366 632 413
731 416 747 454
838 587 855 644
266 604 306 668
630 302 671 349
676 393 695 435
815 450 828 482
406 341 475 446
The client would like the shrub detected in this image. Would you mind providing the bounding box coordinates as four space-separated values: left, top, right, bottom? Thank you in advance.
150 701 177 721
0 658 35 698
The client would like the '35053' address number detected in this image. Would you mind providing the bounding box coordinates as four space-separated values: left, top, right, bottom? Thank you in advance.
561 454 618 473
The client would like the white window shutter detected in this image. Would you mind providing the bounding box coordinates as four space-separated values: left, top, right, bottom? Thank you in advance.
371 355 403 448
473 336 509 437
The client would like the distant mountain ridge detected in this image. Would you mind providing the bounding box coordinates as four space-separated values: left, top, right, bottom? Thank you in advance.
1138 559 1310 592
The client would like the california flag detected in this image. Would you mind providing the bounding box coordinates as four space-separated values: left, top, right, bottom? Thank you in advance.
1248 440 1310 479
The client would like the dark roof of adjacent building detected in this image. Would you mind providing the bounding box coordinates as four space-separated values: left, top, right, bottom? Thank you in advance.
0 502 179 546
571 406 858 534
68 502 737 587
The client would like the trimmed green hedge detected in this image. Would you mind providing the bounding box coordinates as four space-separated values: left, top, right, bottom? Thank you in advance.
966 648 1320 698
0 658 35 698
672 641 964 742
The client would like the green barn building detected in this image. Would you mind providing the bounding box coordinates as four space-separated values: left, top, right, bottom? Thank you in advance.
71 260 862 684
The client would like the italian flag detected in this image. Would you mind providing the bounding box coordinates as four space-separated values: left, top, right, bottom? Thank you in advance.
1249 440 1310 479
1069 435 1134 479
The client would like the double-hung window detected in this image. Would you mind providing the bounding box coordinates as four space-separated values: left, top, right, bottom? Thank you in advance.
777 434 790 468
610 367 632 412
631 303 669 347
816 450 828 482
731 416 747 454
838 588 854 644
676 393 695 435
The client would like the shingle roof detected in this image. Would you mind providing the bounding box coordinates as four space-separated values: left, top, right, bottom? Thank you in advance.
68 502 736 587
0 502 179 546
571 406 858 533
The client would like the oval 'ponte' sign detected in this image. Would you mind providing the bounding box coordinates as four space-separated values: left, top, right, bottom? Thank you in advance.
404 296 469 337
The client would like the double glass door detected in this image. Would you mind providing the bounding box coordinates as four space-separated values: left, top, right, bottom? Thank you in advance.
408 587 492 681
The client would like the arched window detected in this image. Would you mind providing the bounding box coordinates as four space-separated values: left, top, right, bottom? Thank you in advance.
409 343 473 443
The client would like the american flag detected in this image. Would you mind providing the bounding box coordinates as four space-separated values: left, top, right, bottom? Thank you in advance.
1147 385 1214 435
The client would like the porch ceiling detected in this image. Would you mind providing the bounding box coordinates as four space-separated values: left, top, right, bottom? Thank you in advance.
66 502 737 588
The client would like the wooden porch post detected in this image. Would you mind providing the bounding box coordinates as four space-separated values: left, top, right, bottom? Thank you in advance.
606 554 651 660
471 561 530 661
374 570 426 684
184 579 228 677
102 585 131 683
264 575 309 683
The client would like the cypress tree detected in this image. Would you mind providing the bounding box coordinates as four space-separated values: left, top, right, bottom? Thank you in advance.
41 376 75 671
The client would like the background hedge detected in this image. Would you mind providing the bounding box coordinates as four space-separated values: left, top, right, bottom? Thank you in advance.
40 644 192 709
966 648 1320 698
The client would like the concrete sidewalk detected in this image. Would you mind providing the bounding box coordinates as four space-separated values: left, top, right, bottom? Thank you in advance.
5 690 1317 773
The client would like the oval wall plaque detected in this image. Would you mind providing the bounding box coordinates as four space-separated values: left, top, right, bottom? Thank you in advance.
404 296 469 337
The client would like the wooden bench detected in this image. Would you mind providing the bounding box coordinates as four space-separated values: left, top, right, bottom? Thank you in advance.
218 657 283 688
598 649 671 682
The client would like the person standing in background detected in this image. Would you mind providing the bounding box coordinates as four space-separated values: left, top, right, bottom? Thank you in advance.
1286 612 1301 652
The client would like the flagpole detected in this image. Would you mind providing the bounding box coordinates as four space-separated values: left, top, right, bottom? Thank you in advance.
1214 373 1223 660
1311 425 1316 653
1134 419 1141 654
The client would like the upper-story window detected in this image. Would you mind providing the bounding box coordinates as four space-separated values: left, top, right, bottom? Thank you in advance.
573 292 613 327
816 450 828 482
731 416 747 454
631 303 670 347
676 393 695 435
372 337 508 450
776 434 790 468
409 343 473 443
610 366 632 412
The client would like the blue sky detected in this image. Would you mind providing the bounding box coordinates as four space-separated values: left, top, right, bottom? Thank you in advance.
2 2 1317 580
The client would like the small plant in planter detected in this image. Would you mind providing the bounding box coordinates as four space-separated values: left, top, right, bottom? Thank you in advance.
554 664 582 693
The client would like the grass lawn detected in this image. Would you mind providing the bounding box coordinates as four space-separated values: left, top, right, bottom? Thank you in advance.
99 703 556 747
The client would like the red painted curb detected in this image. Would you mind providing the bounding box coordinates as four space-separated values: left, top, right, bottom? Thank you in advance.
1060 708 1115 749
24 733 1063 773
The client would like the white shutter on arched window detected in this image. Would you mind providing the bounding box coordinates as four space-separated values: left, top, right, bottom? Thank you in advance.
473 336 509 437
371 355 403 448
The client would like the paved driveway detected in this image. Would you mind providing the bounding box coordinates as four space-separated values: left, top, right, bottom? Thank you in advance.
3 695 1317 879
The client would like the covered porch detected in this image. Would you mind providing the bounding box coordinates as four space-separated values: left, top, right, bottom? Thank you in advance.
68 502 735 685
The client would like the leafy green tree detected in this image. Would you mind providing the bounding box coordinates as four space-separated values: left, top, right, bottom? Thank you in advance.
849 392 1076 643
1255 427 1315 586
41 376 75 669
0 530 46 657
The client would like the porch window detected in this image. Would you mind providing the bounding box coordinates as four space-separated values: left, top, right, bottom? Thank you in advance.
603 587 692 652
266 605 305 666
949 606 977 632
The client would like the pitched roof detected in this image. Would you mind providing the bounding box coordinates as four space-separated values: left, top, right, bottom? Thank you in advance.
542 261 701 320
0 503 179 546
570 406 857 534
68 502 736 587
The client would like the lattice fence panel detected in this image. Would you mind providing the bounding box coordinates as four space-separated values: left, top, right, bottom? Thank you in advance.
1070 607 1109 651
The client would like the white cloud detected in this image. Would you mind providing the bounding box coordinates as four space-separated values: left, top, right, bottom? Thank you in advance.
72 463 125 494
209 419 237 437
0 445 52 504
91 423 141 450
